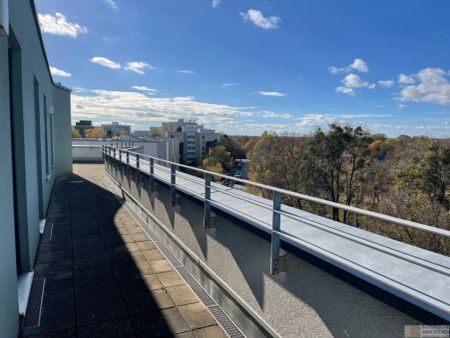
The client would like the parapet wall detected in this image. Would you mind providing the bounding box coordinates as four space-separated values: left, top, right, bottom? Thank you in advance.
105 157 420 338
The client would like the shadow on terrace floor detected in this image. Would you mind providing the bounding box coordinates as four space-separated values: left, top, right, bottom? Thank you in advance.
20 164 226 338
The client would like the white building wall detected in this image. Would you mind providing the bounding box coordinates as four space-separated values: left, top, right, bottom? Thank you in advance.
0 1 72 336
0 33 20 338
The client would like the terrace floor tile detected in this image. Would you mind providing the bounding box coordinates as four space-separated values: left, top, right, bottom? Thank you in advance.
20 164 227 338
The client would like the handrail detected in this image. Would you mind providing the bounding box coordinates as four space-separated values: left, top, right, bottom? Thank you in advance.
103 145 450 240
104 143 450 278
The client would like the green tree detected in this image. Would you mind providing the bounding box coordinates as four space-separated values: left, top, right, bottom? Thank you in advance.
220 135 246 159
300 125 372 222
398 141 450 207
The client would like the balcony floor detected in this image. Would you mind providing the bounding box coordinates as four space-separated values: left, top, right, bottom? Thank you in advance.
21 164 227 338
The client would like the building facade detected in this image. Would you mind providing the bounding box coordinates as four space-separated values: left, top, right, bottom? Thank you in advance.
101 121 131 137
150 119 219 164
0 1 72 337
72 135 179 164
74 120 92 137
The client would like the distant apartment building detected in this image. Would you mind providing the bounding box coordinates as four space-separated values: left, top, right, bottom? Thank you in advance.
72 134 179 163
74 120 93 137
119 134 179 163
150 119 219 164
0 1 72 336
132 130 150 138
101 121 131 136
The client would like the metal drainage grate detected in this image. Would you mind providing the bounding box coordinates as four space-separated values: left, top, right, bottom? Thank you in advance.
209 305 246 338
42 221 53 241
119 195 245 338
22 279 45 329
156 242 183 268
176 266 216 307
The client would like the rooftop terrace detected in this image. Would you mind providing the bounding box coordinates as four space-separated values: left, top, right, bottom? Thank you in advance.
20 164 229 338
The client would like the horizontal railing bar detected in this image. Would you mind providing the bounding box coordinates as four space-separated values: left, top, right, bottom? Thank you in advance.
272 214 450 276
274 230 450 305
102 147 450 239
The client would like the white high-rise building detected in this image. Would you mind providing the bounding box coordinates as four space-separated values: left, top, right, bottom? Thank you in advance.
150 119 219 164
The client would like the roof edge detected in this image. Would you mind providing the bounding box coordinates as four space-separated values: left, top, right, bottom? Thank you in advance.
29 0 71 93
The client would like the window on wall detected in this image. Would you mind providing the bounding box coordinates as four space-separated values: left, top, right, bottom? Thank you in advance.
49 107 54 169
43 97 55 178
44 95 49 178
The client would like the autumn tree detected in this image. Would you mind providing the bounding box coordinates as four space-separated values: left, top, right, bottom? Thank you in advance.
86 127 105 138
202 145 233 175
71 128 81 138
248 132 307 206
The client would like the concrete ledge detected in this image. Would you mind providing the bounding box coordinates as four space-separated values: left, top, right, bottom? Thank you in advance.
106 154 450 323
104 156 450 336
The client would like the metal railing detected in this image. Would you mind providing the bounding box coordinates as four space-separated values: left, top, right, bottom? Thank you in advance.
102 145 450 276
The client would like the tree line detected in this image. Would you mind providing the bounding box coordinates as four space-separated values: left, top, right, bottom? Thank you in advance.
202 125 450 255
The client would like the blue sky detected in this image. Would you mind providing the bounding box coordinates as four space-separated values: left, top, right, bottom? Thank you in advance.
36 0 450 136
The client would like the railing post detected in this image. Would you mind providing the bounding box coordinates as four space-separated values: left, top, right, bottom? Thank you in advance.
270 191 282 275
203 173 212 229
135 154 141 186
150 158 155 191
113 147 116 158
126 151 130 165
171 163 176 205
119 149 122 161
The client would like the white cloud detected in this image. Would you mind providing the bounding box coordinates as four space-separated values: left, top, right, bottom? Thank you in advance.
263 111 293 119
258 91 286 97
132 86 158 95
91 57 121 69
328 66 346 75
398 73 416 84
50 66 71 77
72 88 250 128
378 80 395 88
104 0 117 9
336 86 355 96
240 9 281 30
329 58 369 75
339 113 392 118
221 83 236 87
125 61 153 74
178 69 195 74
350 58 369 73
341 74 370 88
297 113 391 127
398 67 450 105
335 71 375 96
38 12 87 38
211 0 221 9
297 114 335 127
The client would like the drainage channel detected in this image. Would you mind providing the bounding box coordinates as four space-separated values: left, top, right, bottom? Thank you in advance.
22 279 45 329
117 187 246 338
